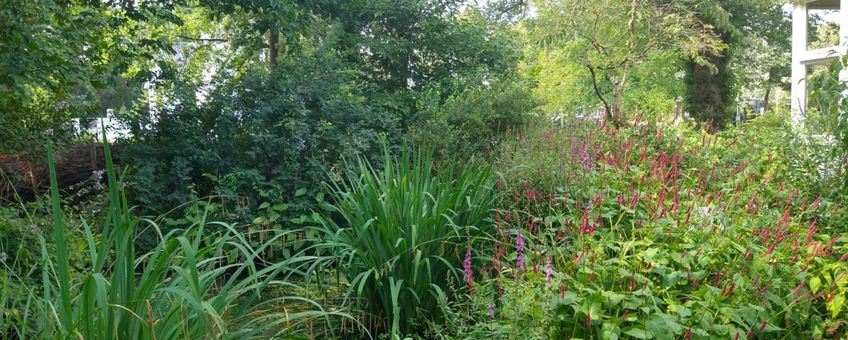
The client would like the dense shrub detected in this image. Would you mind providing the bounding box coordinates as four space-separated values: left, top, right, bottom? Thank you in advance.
408 76 539 161
122 52 399 221
808 55 848 192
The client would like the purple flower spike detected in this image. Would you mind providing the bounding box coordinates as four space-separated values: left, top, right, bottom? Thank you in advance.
464 246 474 287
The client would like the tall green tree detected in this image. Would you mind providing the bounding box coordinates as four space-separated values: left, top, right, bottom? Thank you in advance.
532 0 721 126
309 0 521 127
0 0 182 153
681 0 787 127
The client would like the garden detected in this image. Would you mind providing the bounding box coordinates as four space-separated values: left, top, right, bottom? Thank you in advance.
2 0 848 339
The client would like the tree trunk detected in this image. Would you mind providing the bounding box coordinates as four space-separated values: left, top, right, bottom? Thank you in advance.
269 28 279 70
763 87 771 113
685 52 731 129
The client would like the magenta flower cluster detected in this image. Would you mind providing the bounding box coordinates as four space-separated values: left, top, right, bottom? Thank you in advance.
464 246 474 287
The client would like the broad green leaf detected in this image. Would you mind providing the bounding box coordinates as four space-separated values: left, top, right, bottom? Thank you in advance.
828 293 845 318
623 326 650 339
810 276 822 293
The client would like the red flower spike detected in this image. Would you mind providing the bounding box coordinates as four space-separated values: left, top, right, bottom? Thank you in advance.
574 252 585 266
791 291 811 304
792 280 806 295
825 236 841 252
764 243 776 257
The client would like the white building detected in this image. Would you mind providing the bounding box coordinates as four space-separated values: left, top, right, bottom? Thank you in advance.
791 0 848 124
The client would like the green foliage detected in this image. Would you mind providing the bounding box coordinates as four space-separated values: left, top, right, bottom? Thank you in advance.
1 140 350 338
122 50 398 221
441 116 848 338
683 0 789 126
810 56 848 155
116 0 523 228
531 0 722 125
320 3 521 108
314 146 496 335
0 0 180 153
409 76 539 161
6 0 846 338
806 55 848 201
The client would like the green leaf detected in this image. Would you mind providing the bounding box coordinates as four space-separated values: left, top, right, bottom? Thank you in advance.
828 293 845 318
603 322 621 340
810 276 822 293
295 188 307 197
623 326 650 339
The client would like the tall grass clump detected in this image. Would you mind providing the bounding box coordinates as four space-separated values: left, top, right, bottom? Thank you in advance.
315 146 496 335
14 139 349 339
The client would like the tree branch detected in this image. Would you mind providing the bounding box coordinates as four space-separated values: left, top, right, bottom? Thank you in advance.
177 35 229 42
586 64 612 118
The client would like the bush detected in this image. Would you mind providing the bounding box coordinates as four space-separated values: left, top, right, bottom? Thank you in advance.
409 76 538 162
807 55 848 196
121 51 399 222
313 146 496 335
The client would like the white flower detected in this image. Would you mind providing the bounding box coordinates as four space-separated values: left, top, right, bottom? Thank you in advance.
92 169 106 190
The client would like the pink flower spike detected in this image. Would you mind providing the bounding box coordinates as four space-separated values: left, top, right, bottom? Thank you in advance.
463 246 473 288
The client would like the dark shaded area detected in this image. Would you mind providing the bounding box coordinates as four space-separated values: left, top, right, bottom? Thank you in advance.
0 143 118 202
